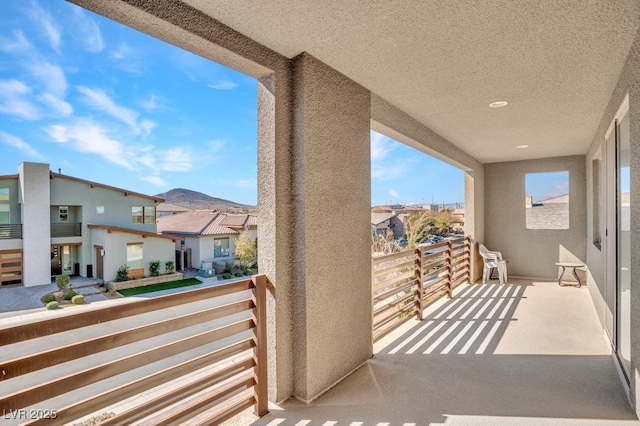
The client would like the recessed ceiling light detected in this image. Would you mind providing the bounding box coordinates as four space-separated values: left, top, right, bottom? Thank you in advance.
489 101 508 108
517 144 529 149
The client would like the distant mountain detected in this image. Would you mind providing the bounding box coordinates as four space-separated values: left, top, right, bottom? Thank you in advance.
155 188 255 211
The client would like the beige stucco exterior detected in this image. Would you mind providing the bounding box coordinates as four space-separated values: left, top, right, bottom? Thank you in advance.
484 155 587 280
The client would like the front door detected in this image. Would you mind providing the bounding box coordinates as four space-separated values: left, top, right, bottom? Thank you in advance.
95 245 104 280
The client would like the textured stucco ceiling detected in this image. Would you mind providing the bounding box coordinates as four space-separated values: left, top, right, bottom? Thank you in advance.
184 0 640 163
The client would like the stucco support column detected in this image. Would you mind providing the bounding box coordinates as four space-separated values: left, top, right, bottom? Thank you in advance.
19 162 51 286
465 168 485 283
283 53 372 402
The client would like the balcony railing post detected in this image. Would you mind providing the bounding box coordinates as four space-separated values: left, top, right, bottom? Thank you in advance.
415 247 424 320
252 274 268 417
446 240 453 298
465 237 471 284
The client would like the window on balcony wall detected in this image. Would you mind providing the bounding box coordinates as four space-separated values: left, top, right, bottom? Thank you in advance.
214 238 230 258
525 171 569 230
132 207 143 224
59 206 68 221
126 242 144 269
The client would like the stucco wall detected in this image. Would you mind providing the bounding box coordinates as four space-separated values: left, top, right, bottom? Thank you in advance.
485 155 586 280
290 53 372 402
91 228 174 281
584 25 640 412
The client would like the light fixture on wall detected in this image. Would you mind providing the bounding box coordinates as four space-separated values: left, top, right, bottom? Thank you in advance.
489 101 508 108
516 144 529 149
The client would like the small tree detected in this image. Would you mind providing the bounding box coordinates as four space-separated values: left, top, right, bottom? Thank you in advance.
234 230 257 268
115 264 129 282
56 274 70 292
165 260 175 274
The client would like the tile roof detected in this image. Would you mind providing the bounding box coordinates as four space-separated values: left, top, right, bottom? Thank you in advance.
157 211 257 236
371 212 398 225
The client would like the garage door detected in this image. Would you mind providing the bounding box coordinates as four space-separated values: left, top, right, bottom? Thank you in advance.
0 249 23 287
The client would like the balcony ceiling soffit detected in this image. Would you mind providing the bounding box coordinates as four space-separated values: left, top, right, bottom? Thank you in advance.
183 0 640 163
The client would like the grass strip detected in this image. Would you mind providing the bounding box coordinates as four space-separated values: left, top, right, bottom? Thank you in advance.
117 278 202 297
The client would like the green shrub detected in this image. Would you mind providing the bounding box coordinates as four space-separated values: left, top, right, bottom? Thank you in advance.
222 272 232 280
165 260 175 274
149 260 161 277
42 293 56 304
63 290 78 300
214 261 226 274
115 264 129 282
244 270 252 276
72 295 85 305
225 261 235 274
46 301 59 310
56 274 70 291
234 271 244 277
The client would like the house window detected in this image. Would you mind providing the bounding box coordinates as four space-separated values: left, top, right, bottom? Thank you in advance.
525 171 570 230
132 207 143 223
144 206 155 224
0 188 9 225
126 242 144 269
0 205 9 225
214 238 230 258
592 157 602 249
59 206 68 221
132 206 155 224
96 206 104 214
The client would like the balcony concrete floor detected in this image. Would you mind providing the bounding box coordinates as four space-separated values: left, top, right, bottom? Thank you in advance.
228 279 638 425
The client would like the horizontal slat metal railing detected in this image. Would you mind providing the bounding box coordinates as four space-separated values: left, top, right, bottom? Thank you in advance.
0 224 22 239
372 237 471 341
0 275 268 425
50 222 82 238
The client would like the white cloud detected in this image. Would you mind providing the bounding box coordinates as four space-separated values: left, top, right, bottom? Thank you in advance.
207 139 225 151
76 86 153 135
28 0 62 53
371 131 414 181
207 81 238 90
371 131 396 161
70 6 104 52
0 131 46 160
0 31 32 54
211 178 256 189
111 41 132 60
389 189 400 199
139 94 164 112
157 147 194 172
45 120 135 170
28 60 68 98
141 175 167 186
38 92 72 116
140 120 157 136
0 79 40 120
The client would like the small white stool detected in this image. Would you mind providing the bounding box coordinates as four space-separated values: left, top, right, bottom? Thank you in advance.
555 262 584 288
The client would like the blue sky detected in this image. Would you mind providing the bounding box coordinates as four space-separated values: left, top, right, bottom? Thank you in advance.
0 0 464 207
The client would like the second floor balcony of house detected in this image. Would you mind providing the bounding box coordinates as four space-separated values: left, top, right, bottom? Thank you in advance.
51 222 82 238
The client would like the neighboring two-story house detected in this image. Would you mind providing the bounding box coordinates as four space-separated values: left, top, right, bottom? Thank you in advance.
0 162 176 287
157 210 257 270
